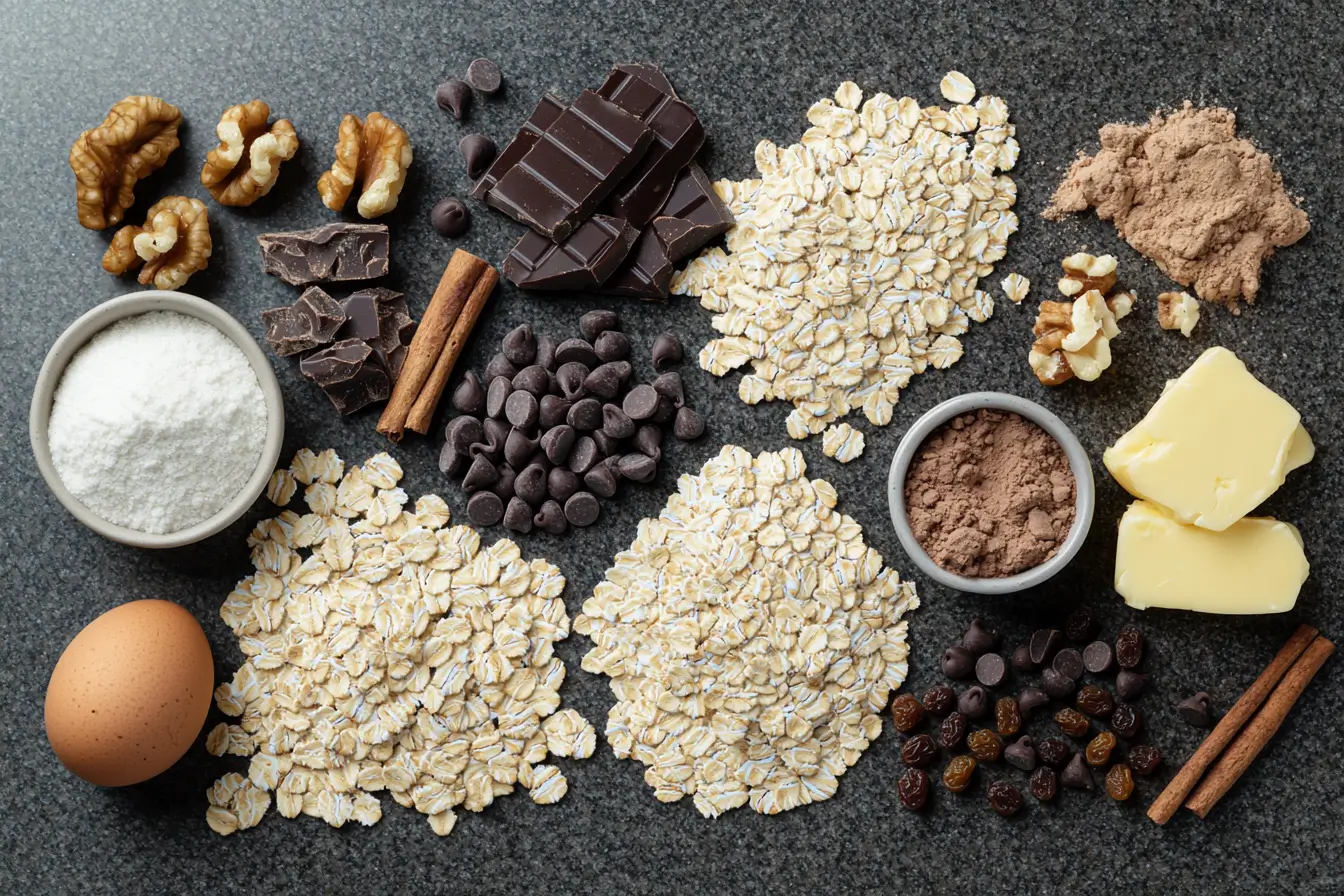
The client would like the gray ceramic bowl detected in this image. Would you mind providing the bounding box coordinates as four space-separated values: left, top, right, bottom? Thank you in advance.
29 291 285 549
887 392 1094 594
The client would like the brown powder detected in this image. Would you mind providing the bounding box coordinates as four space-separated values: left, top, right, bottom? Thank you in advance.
904 410 1076 578
1044 103 1309 309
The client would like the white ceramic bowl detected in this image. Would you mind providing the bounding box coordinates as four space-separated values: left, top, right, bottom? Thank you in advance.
887 392 1095 594
29 291 285 549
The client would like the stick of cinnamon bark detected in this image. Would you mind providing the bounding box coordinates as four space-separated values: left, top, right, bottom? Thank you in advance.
1147 624 1318 825
1185 634 1334 818
377 250 490 441
406 263 498 434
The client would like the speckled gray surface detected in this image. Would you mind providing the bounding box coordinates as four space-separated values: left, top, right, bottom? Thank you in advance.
1 1 1340 893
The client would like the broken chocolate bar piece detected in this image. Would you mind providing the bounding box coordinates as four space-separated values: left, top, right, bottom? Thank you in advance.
260 286 347 357
612 62 678 97
487 90 654 242
651 164 735 261
299 337 391 414
334 287 415 380
504 214 639 290
471 94 567 201
257 223 390 286
596 64 705 227
598 227 673 299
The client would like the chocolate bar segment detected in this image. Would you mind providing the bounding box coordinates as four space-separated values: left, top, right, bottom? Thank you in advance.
334 287 415 380
470 94 567 201
261 286 347 357
257 223 390 286
598 228 673 300
597 64 705 227
488 90 654 242
612 62 678 98
504 214 639 290
299 338 391 415
651 164 735 261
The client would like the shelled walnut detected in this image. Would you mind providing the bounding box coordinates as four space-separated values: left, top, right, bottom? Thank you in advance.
316 112 412 219
1058 252 1117 297
1031 252 1134 385
102 196 212 291
200 100 299 206
1157 291 1200 337
69 95 181 229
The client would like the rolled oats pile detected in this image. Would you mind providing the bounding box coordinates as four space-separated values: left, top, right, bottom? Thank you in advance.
205 448 593 837
574 445 919 817
675 77 1019 442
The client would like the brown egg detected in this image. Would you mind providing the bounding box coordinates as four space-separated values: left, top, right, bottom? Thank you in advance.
45 599 214 786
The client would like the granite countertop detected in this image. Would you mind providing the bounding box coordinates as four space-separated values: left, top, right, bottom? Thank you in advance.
1 1 1339 893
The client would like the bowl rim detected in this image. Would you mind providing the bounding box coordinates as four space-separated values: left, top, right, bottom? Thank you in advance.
886 391 1095 595
29 290 285 549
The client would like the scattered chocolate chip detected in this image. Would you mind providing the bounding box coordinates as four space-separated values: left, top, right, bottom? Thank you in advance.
962 618 1001 655
555 362 590 400
452 371 486 415
435 78 472 119
568 436 601 475
535 335 558 371
593 330 631 362
459 134 497 180
650 395 676 424
466 490 504 526
540 425 576 465
1064 605 1099 642
504 428 537 470
1052 648 1084 681
1004 736 1036 771
651 332 683 369
462 454 499 492
652 371 685 407
602 403 635 439
445 415 482 454
547 467 580 503
512 364 550 397
1082 641 1114 675
1028 629 1062 666
922 684 955 717
1177 692 1215 728
1011 644 1035 672
1017 687 1050 718
485 376 513 418
579 310 620 342
1061 753 1094 790
503 496 533 533
484 353 518 383
538 395 572 430
941 646 976 680
623 384 661 420
439 442 465 475
534 500 567 534
567 398 603 431
1041 668 1077 699
501 324 537 366
465 57 503 95
481 418 509 454
504 390 539 429
1116 670 1149 701
555 337 600 368
975 653 1007 688
514 464 548 506
584 363 624 398
618 453 657 483
564 491 600 527
958 686 989 719
583 459 619 497
633 424 663 458
493 465 516 502
430 197 471 238
592 430 621 458
673 406 705 440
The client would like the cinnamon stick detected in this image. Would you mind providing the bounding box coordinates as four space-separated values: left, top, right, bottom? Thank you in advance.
1185 635 1334 818
406 263 499 434
1147 623 1318 825
377 250 490 441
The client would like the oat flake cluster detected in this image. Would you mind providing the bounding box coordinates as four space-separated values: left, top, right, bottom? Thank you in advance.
205 448 594 837
574 445 919 817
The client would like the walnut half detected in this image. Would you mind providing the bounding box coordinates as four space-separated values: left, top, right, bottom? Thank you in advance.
201 100 299 207
1029 290 1128 385
102 196 212 291
69 95 181 230
317 113 412 219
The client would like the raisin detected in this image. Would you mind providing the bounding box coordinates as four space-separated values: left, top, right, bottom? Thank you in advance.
921 684 956 717
1054 707 1091 738
1076 684 1115 719
1105 763 1135 801
1036 737 1071 769
942 755 977 793
939 712 969 750
1109 702 1143 739
901 734 939 769
890 693 926 733
1127 744 1163 776
897 768 931 810
1029 766 1058 802
1064 605 1098 642
1084 730 1118 767
967 729 1004 762
987 780 1024 817
994 696 1022 737
1115 624 1144 669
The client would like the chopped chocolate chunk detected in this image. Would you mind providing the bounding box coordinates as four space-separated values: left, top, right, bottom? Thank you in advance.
334 287 413 379
459 134 497 180
431 197 471 238
598 227 673 300
298 338 390 415
258 223 390 286
465 58 503 95
650 163 734 261
261 286 347 357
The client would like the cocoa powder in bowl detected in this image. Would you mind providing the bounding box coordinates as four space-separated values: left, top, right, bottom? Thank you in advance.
904 410 1076 578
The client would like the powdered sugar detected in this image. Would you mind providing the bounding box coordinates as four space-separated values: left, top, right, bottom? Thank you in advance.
48 311 268 534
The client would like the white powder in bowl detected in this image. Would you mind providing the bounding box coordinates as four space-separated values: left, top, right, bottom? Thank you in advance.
48 310 268 534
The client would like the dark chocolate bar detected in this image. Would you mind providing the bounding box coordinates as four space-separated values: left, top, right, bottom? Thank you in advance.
299 338 390 415
612 62 678 97
334 287 415 380
261 286 347 357
598 228 673 299
503 214 639 290
470 94 567 201
257 223 390 286
651 164 735 261
487 90 654 242
596 64 704 227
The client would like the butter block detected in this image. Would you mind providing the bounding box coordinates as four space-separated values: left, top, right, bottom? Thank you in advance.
1104 347 1310 531
1115 501 1308 614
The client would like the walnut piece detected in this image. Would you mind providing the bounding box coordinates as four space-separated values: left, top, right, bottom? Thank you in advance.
1030 290 1125 385
69 95 181 230
1058 252 1117 297
316 113 412 219
1157 291 1200 337
102 196 212 290
201 100 299 207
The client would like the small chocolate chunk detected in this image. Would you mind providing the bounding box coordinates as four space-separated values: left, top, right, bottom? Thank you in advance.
514 464 548 507
1052 648 1085 681
1116 670 1149 701
673 406 705 440
504 390 539 429
466 491 505 526
579 310 620 343
504 428 539 470
547 467 580 503
1004 736 1037 772
1028 629 1063 666
435 78 472 119
584 459 619 497
431 197 470 238
257 223 390 286
501 324 537 367
1041 668 1077 699
651 332 683 370
975 653 1007 688
962 618 1001 655
618 453 657 483
1082 641 1115 675
651 164 735 262
567 398 603 431
298 339 390 414
445 415 483 455
1177 692 1215 728
941 646 976 680
623 384 660 420
584 363 624 399
1061 753 1094 790
465 57 503 95
555 338 601 368
541 425 576 465
511 365 551 398
452 371 486 415
502 496 533 533
602 404 635 439
652 371 685 407
494 465 517 502
958 686 989 719
1064 605 1099 642
535 335 558 371
261 286 347 356
555 362 590 400
1011 644 1035 672
439 442 465 476
633 424 663 458
564 491 601 527
1017 687 1050 718
568 437 601 475
484 353 519 383
593 330 631 362
459 134 497 180
533 500 568 534
462 454 500 492
538 395 572 430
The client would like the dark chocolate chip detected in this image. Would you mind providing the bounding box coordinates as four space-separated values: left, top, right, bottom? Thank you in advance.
1011 644 1035 672
535 335 558 371
564 491 601 527
493 465 516 502
555 337 600 368
633 424 663 457
568 436 601 475
1082 641 1115 674
1041 668 1077 699
485 376 513 418
593 330 631 362
484 353 518 383
462 454 500 492
652 371 685 407
514 464 548 506
941 646 976 680
555 362 590 400
602 404 635 439
1177 692 1215 728
504 390 539 429
452 371 486 414
435 78 472 119
957 686 989 719
459 134 497 180
466 490 504 526
464 57 503 95
1061 753 1094 790
975 653 1007 688
1017 687 1050 718
431 197 471 238
501 324 537 367
504 428 539 470
439 442 465 475
1115 670 1149 701
481 418 510 454
502 496 533 533
534 500 567 534
445 415 483 454
567 398 603 431
540 425 576 465
651 332 683 369
618 453 657 483
962 618 1001 655
527 449 553 473
1004 736 1036 772
512 364 550 397
1028 629 1062 666
650 395 676 424
547 467 580 503
673 406 705 440
579 310 620 342
538 395 572 430
584 363 624 399
592 429 621 458
583 459 619 498
623 384 661 420
1052 648 1084 681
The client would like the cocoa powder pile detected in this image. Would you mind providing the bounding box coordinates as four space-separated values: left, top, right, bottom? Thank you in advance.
905 410 1076 578
1045 103 1309 308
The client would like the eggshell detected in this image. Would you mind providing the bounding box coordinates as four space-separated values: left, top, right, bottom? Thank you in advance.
45 599 214 786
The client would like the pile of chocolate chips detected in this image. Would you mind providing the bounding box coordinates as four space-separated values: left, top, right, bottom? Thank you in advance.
440 310 705 533
892 607 1165 817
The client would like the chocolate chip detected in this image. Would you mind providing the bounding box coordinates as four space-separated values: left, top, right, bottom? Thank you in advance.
435 78 472 119
504 390 539 429
480 418 509 455
514 464 548 507
535 335 558 371
484 353 518 383
673 406 705 440
538 395 572 430
431 197 470 238
445 415 482 454
618 453 657 483
592 429 621 458
593 330 631 362
547 467 580 503
439 442 465 475
494 465 516 502
540 425 576 465
485 376 512 419
652 371 685 407
464 57 503 95
975 653 1007 688
459 134 497 180
501 324 537 367
650 395 676 424
504 428 538 470
958 686 989 719
579 310 619 342
602 404 635 439
1061 753 1094 790
512 364 550 397
555 337 600 368
568 436 601 475
1017 687 1050 718
462 454 499 492
452 371 486 414
1041 668 1077 699
623 384 660 420
503 496 533 533
1082 641 1114 674
466 490 504 526
564 491 600 527
1004 736 1036 772
1177 692 1215 728
633 424 663 458
1011 644 1035 672
941 646 976 680
534 500 567 534
555 362 590 400
567 397 603 431
962 618 1001 655
1052 648 1084 681
584 363 624 399
651 333 683 369
1028 628 1062 666
583 459 619 497
1116 670 1149 701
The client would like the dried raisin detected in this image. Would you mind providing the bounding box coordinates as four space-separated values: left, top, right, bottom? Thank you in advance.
1109 702 1143 739
942 755 977 793
1127 744 1163 776
939 712 968 750
921 684 956 717
1076 684 1115 719
1029 766 1058 802
1105 763 1135 801
901 734 939 769
1054 707 1091 738
897 768 930 810
1115 624 1144 669
987 780 1024 817
967 729 1003 762
1084 730 1118 767
994 696 1022 737
1064 605 1098 642
890 693 926 733
1036 737 1071 769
